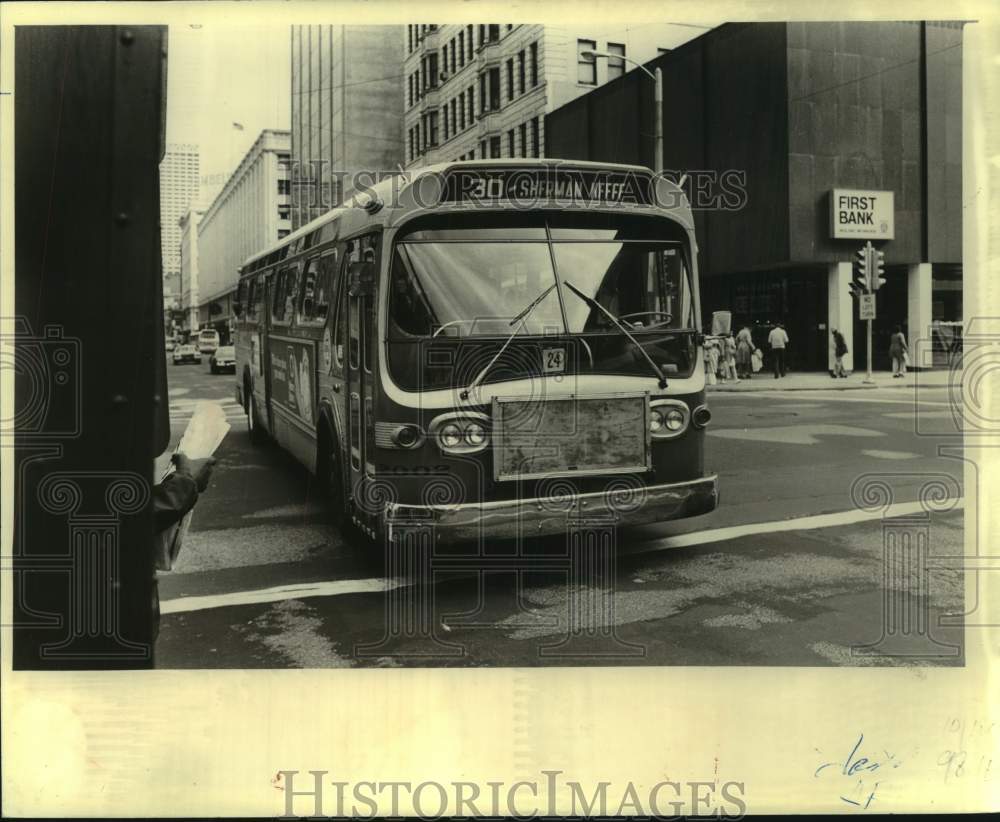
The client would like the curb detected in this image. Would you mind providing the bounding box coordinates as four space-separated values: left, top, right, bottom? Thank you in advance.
707 376 954 393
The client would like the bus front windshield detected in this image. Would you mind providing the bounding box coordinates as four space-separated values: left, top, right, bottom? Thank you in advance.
387 213 698 390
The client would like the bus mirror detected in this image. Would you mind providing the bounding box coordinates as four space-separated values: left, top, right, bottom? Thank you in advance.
348 261 375 296
233 301 243 318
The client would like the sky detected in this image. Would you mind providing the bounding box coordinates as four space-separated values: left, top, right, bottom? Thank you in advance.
165 24 291 207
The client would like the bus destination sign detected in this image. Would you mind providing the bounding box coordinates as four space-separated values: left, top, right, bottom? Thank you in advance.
441 167 654 206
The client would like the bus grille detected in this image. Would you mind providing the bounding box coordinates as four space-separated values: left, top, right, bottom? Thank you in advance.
492 394 650 481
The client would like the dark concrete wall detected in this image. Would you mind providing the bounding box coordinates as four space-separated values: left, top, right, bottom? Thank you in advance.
925 23 963 263
787 22 925 263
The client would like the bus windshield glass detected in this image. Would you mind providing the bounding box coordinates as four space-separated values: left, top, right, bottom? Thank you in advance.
387 213 697 390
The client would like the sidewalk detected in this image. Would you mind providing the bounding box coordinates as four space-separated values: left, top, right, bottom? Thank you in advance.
707 369 959 392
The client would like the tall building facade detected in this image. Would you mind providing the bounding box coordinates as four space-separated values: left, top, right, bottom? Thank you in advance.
403 24 694 168
159 144 201 300
546 22 963 371
194 129 291 341
289 25 405 229
178 207 204 335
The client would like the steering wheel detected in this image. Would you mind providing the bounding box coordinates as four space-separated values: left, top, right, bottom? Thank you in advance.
432 319 474 338
617 311 674 329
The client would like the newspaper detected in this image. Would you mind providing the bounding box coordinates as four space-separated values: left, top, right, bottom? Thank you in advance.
154 401 230 572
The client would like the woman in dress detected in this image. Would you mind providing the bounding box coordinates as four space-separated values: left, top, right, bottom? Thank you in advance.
889 324 909 378
735 325 754 379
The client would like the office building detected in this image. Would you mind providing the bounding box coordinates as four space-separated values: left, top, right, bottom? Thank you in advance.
194 129 291 341
159 143 201 300
290 25 405 229
403 23 697 167
546 22 963 371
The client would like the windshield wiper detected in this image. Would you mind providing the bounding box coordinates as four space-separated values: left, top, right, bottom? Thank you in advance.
563 281 668 389
459 284 557 401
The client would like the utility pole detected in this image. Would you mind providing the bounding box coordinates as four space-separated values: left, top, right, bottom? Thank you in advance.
582 50 663 174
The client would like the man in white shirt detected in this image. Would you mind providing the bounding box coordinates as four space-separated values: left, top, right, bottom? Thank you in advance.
767 322 789 379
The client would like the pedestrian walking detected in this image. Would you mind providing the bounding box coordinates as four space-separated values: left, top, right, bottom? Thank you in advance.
735 325 754 379
767 322 789 379
831 328 848 378
723 333 739 383
704 336 720 385
889 324 909 377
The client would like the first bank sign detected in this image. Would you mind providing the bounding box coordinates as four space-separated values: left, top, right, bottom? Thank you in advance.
829 189 895 240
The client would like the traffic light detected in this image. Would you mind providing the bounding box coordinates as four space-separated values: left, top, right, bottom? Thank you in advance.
850 245 870 299
871 248 886 290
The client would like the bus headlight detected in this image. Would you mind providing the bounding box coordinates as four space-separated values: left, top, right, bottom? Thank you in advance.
649 400 689 439
440 423 463 448
429 412 491 454
465 421 487 446
650 409 664 433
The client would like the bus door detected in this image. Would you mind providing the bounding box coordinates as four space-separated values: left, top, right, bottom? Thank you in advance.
345 237 377 520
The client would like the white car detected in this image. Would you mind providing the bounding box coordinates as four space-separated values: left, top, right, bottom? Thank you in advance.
172 343 201 365
209 345 236 374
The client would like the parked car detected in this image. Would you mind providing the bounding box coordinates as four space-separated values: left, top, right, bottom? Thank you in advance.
172 343 201 365
209 344 236 374
197 328 220 354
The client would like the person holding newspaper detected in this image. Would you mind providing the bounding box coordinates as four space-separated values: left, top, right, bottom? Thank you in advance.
154 452 216 532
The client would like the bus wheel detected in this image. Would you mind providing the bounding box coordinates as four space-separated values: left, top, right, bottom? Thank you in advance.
247 393 265 445
323 442 349 531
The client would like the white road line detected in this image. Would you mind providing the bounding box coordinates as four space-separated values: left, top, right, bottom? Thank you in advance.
644 497 963 551
711 391 955 407
160 577 404 615
159 497 964 615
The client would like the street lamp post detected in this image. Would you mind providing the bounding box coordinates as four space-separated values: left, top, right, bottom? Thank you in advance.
582 51 663 174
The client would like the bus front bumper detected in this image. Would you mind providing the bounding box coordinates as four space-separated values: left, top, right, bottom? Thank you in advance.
385 475 718 545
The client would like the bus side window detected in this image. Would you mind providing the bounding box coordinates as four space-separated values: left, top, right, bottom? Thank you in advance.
298 257 320 323
316 250 337 321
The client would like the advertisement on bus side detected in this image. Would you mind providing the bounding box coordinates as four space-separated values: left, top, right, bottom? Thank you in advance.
269 337 316 426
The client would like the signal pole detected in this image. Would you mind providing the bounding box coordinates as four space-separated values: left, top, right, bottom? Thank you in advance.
850 240 885 384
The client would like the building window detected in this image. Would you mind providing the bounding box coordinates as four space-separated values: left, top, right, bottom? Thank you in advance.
578 39 597 85
407 25 412 53
451 98 459 134
428 111 439 147
278 178 291 195
469 147 475 160
459 92 466 129
531 116 541 157
480 139 487 158
490 136 501 159
507 129 515 157
458 31 465 66
278 205 291 220
517 50 526 95
468 85 475 122
479 72 487 112
450 37 457 73
441 44 448 80
415 122 421 154
488 24 500 42
466 25 473 61
443 105 449 140
415 68 421 100
278 229 290 239
607 43 626 80
530 42 539 87
506 59 514 101
478 25 485 49
488 67 500 111
519 122 527 157
426 53 438 89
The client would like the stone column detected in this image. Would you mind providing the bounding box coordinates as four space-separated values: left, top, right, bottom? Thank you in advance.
828 262 854 372
908 263 933 369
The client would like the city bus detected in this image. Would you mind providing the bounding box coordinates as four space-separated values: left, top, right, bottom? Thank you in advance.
233 160 717 545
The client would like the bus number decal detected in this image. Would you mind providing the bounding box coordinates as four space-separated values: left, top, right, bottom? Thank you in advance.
542 347 565 374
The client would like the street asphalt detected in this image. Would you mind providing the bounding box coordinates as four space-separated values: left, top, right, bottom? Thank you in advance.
155 361 968 668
